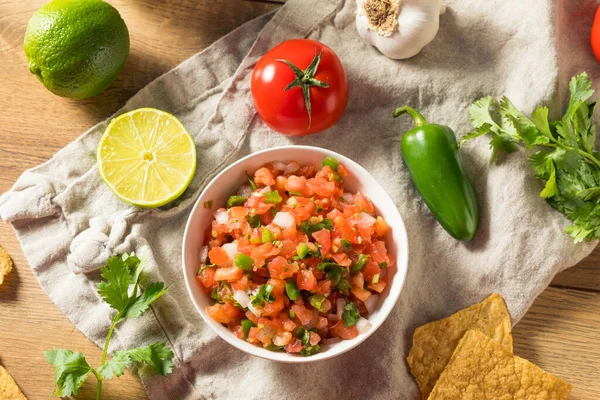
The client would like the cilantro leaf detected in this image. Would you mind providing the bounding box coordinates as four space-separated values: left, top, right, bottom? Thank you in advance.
97 352 131 379
298 218 334 235
251 284 275 307
45 349 92 397
463 72 600 243
342 303 360 328
99 342 174 379
96 255 136 313
122 282 169 319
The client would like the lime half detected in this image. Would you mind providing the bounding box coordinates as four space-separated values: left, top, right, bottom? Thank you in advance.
97 108 196 208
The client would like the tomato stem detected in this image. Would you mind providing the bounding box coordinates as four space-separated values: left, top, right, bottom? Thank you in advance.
277 49 329 128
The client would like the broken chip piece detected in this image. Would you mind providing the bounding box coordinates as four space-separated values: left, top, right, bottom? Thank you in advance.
428 329 571 400
0 363 27 399
0 245 13 286
407 293 513 399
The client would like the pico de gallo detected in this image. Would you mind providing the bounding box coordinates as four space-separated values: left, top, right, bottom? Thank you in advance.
196 157 393 356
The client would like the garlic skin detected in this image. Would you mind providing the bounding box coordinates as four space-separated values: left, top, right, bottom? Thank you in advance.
356 0 446 60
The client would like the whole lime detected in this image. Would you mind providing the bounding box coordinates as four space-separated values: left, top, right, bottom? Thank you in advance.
24 0 130 99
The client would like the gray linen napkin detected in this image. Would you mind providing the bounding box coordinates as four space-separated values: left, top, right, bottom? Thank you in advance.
1 0 597 399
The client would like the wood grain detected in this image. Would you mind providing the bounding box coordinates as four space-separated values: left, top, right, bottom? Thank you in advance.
0 0 598 399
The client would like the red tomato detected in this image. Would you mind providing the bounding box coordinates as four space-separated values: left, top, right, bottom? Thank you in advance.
592 6 600 62
251 39 349 136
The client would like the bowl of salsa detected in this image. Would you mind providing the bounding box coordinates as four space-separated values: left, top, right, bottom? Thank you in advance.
182 146 408 362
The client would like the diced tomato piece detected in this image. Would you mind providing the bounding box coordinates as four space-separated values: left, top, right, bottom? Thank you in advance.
355 192 374 213
228 206 247 221
374 217 389 237
362 261 382 284
247 327 260 343
283 319 297 332
206 302 243 325
369 241 388 263
267 256 297 279
297 269 317 291
291 304 314 325
278 239 297 258
259 211 274 225
246 195 274 215
315 280 332 295
251 242 279 260
214 266 244 281
312 228 331 254
337 164 348 177
285 338 303 353
307 177 335 197
331 214 358 243
268 278 286 295
232 325 244 339
352 272 364 288
331 320 359 339
254 167 276 186
282 226 298 240
231 275 250 292
196 267 216 288
309 331 321 346
237 238 256 256
245 311 258 324
262 298 284 317
208 247 230 266
351 286 372 302
316 316 328 330
331 253 351 267
285 175 309 196
369 279 387 293
275 175 288 192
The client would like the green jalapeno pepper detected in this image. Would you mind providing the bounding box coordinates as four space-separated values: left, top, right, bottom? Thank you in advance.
394 106 479 241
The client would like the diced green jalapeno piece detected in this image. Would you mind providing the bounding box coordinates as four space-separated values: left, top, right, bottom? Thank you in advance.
322 156 340 172
309 294 326 312
261 228 273 243
227 195 247 208
264 190 282 204
234 253 254 271
285 280 301 301
350 254 370 275
246 214 262 228
241 319 255 340
296 243 310 259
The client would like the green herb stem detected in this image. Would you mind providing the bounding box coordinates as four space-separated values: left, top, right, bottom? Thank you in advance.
97 313 120 400
543 143 600 169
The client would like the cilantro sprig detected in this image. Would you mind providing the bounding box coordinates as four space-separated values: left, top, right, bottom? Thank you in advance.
461 72 600 243
45 253 173 399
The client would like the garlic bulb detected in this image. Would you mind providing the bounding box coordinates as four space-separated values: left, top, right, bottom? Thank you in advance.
356 0 446 59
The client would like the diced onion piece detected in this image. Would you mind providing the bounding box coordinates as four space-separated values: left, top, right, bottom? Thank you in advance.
272 212 295 229
284 161 300 175
222 242 238 261
237 184 253 197
342 192 355 203
336 298 346 319
356 212 376 227
199 246 209 263
259 186 272 194
355 317 372 334
364 294 380 315
272 161 287 171
233 290 250 308
286 197 298 207
247 302 262 317
214 210 228 224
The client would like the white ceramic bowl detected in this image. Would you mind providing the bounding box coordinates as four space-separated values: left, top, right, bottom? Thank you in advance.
182 145 408 363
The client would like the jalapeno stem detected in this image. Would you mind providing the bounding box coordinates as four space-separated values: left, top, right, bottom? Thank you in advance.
393 106 429 127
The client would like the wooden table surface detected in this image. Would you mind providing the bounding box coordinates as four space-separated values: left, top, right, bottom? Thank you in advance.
0 1 599 399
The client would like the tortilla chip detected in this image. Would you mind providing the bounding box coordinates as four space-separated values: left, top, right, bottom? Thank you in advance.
429 329 571 400
0 364 27 400
407 294 512 399
0 245 12 285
